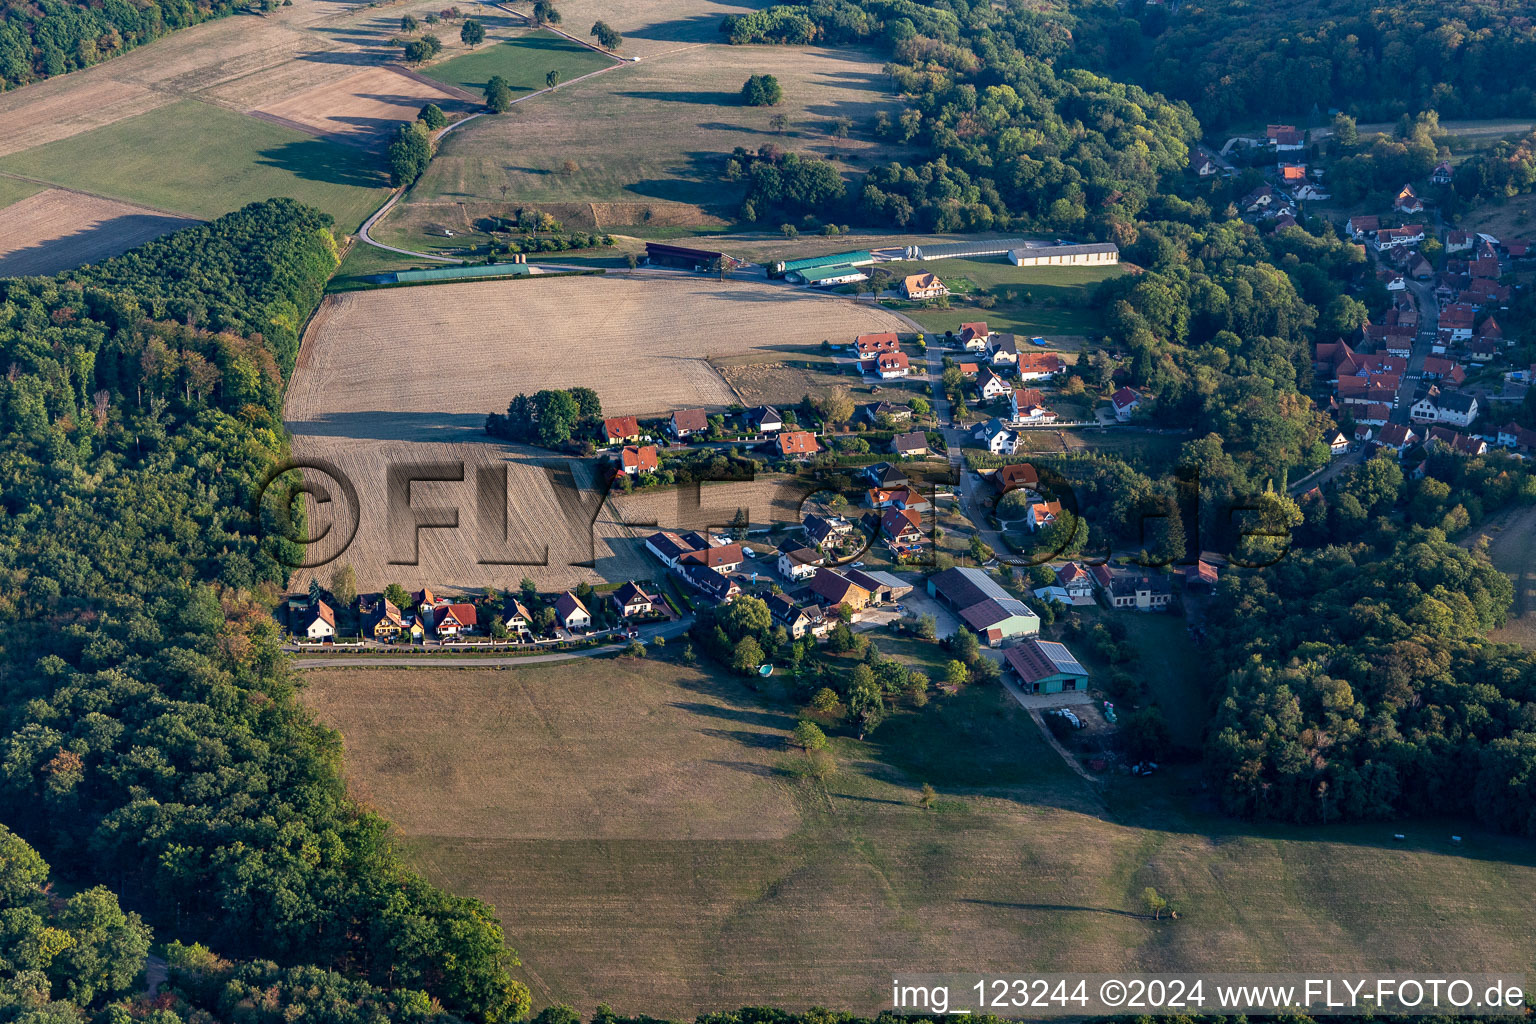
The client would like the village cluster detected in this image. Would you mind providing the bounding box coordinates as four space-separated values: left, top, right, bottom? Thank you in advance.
1199 124 1536 463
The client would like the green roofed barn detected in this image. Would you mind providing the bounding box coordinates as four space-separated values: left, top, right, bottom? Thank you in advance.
1005 638 1089 694
794 265 869 288
772 250 875 278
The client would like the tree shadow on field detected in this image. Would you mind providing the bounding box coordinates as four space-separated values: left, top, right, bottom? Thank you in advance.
286 410 488 442
700 728 782 749
615 89 741 107
256 137 389 188
0 212 200 278
618 12 727 45
668 700 797 731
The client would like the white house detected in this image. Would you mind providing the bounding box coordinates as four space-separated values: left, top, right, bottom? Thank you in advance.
987 334 1019 367
974 418 1017 455
303 600 336 640
1110 386 1140 422
777 546 823 582
976 366 1013 400
555 592 591 630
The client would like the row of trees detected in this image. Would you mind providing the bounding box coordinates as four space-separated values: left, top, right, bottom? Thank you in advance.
0 201 529 1020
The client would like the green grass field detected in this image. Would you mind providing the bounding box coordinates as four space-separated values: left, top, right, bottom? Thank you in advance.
303 653 1536 1017
423 30 617 98
0 176 44 209
0 100 390 230
881 259 1123 340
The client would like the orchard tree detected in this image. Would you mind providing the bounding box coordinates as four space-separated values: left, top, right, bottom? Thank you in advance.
460 18 484 44
591 20 622 49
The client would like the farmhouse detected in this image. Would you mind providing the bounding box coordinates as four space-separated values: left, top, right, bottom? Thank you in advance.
619 445 658 476
927 566 1039 645
602 415 641 444
610 582 656 618
806 568 870 613
902 272 949 300
1008 243 1119 267
670 408 709 439
1005 638 1090 694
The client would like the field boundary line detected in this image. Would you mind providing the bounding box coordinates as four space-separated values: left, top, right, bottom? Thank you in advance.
0 172 201 222
488 1 633 61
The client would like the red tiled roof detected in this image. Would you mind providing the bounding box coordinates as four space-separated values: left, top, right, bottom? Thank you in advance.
603 415 640 438
777 431 821 455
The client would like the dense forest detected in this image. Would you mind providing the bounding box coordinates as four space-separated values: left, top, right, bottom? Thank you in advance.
0 201 527 1021
721 0 1198 234
0 0 245 90
1129 0 1536 128
1205 449 1536 833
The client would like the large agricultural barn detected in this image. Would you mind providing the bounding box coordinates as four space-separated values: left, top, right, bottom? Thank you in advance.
1008 243 1120 267
901 238 1119 267
645 241 746 272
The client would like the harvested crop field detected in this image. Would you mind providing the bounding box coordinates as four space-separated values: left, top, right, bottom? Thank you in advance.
253 66 477 148
287 275 907 422
387 41 904 239
283 276 902 591
282 434 656 596
303 659 1536 1018
609 475 811 537
0 188 199 278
